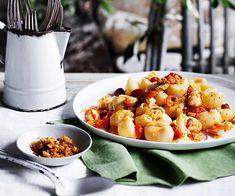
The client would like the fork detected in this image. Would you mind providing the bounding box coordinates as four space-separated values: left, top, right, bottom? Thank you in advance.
0 150 114 195
24 10 39 32
7 0 22 30
15 0 22 30
23 0 31 13
56 3 64 29
39 0 54 31
46 0 60 30
19 0 31 20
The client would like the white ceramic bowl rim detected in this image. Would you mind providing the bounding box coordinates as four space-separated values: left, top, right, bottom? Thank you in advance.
16 124 92 166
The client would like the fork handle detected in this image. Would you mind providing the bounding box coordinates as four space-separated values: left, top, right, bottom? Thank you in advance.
0 150 64 190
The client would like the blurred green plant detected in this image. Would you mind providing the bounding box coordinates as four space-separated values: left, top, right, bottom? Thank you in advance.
61 0 73 10
211 0 235 9
98 0 113 12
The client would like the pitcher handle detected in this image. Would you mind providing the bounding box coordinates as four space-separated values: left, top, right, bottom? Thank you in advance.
0 21 6 64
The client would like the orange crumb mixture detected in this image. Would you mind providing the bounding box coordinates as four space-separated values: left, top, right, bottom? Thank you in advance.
30 136 79 158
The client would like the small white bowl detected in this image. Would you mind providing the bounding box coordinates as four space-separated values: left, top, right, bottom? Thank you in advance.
16 124 92 166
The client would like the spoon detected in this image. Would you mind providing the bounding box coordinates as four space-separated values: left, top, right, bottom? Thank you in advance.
0 150 114 195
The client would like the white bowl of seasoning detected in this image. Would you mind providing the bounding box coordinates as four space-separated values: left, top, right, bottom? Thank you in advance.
17 124 92 166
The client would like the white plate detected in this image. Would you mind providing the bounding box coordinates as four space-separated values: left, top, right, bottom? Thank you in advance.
73 71 235 150
17 124 92 166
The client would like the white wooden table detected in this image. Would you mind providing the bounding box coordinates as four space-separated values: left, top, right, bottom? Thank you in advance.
0 72 235 196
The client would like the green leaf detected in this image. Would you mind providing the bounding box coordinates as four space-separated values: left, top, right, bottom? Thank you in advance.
211 0 219 7
29 0 35 7
184 0 199 17
220 0 230 6
227 0 235 9
61 0 71 7
153 0 167 4
100 0 114 13
186 0 193 10
212 0 235 9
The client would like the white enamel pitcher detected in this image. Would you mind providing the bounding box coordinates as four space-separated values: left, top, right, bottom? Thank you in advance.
0 21 70 111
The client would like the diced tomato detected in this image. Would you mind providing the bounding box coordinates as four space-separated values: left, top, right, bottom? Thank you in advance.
124 99 135 107
109 127 118 135
95 118 109 129
222 123 231 131
205 123 230 136
221 103 230 109
214 123 232 132
170 123 182 140
149 77 160 83
135 124 144 139
189 106 206 113
205 107 213 112
187 85 194 95
146 90 157 99
206 127 221 136
186 119 193 129
169 72 182 79
163 73 183 84
166 95 178 106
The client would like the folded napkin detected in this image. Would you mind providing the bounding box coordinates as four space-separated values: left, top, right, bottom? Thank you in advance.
50 118 235 187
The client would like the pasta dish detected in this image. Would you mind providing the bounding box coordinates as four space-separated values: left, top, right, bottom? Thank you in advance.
84 72 235 143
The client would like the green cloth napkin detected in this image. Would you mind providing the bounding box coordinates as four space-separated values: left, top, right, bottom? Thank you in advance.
50 118 235 187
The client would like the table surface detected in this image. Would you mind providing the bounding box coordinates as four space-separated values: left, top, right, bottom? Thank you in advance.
0 72 235 196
